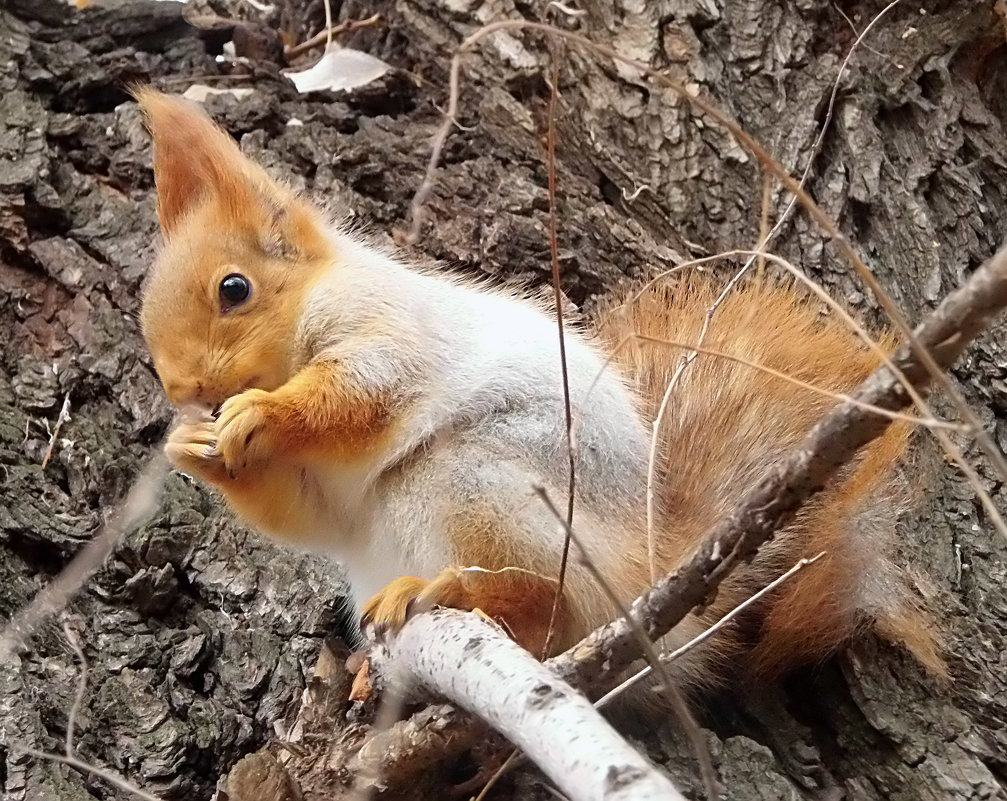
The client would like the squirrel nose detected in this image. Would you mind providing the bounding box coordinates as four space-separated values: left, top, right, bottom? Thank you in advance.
165 380 215 410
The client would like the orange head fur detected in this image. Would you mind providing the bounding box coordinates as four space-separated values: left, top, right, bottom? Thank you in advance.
134 87 334 409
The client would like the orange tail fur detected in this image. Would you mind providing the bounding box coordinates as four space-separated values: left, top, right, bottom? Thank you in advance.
596 275 945 682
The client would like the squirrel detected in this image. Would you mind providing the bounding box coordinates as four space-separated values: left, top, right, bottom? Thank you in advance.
133 87 945 691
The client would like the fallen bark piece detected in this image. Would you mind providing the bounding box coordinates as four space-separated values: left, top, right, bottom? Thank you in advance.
376 608 686 801
228 751 298 801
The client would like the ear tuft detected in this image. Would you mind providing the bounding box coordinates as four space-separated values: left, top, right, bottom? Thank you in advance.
132 85 257 235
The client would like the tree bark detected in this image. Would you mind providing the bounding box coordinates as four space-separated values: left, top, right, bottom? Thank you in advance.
1 1 1006 800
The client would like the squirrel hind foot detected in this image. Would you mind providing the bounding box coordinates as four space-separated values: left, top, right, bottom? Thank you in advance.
360 566 573 657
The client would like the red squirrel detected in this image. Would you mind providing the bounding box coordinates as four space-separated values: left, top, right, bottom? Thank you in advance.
134 87 943 689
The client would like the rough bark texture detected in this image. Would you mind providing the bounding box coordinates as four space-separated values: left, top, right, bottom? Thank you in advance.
1 1 1006 800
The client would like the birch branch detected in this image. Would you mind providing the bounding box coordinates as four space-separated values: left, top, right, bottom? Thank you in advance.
372 608 686 801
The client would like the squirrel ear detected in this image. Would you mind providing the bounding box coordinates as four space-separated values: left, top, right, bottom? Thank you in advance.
132 86 259 236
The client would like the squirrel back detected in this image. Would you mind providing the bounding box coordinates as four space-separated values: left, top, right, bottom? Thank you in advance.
596 277 945 681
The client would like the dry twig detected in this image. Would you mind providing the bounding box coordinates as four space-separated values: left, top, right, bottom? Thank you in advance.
0 454 167 661
41 393 71 470
284 13 381 60
541 54 577 660
61 618 87 759
551 243 1007 691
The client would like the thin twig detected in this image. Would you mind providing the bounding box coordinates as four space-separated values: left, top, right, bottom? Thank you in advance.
833 2 903 67
41 393 71 470
594 552 826 708
61 619 88 759
13 746 164 801
540 52 576 661
322 0 332 50
688 0 905 307
284 13 381 60
630 335 960 429
473 749 522 801
608 247 1007 541
775 0 904 245
757 171 772 277
644 256 754 590
533 487 719 800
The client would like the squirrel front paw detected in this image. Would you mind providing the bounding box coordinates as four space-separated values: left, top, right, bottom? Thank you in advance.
216 389 274 475
165 418 228 485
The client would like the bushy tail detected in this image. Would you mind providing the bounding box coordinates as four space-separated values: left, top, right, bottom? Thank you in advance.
594 274 945 681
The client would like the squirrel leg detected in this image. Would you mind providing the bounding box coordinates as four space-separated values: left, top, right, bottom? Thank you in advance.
214 361 391 474
360 566 572 657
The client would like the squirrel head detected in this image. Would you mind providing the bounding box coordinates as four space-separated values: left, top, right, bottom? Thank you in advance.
134 87 334 410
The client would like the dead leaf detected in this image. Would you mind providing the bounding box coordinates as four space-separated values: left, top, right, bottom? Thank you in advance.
349 657 372 702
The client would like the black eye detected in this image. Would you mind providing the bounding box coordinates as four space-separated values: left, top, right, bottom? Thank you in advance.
219 273 251 310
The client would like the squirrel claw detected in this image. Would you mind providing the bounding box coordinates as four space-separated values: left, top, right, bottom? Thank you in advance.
360 575 434 638
165 419 227 484
360 567 482 640
216 389 272 475
362 567 569 655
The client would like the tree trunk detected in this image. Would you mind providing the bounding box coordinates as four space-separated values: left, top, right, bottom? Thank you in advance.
1 1 1005 800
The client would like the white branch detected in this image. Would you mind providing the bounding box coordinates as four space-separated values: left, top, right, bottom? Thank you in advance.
374 608 686 801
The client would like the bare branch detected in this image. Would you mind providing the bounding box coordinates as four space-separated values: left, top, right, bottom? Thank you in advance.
284 9 381 60
41 393 71 470
541 52 577 660
550 243 1007 691
0 454 168 661
12 746 164 801
61 618 88 759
